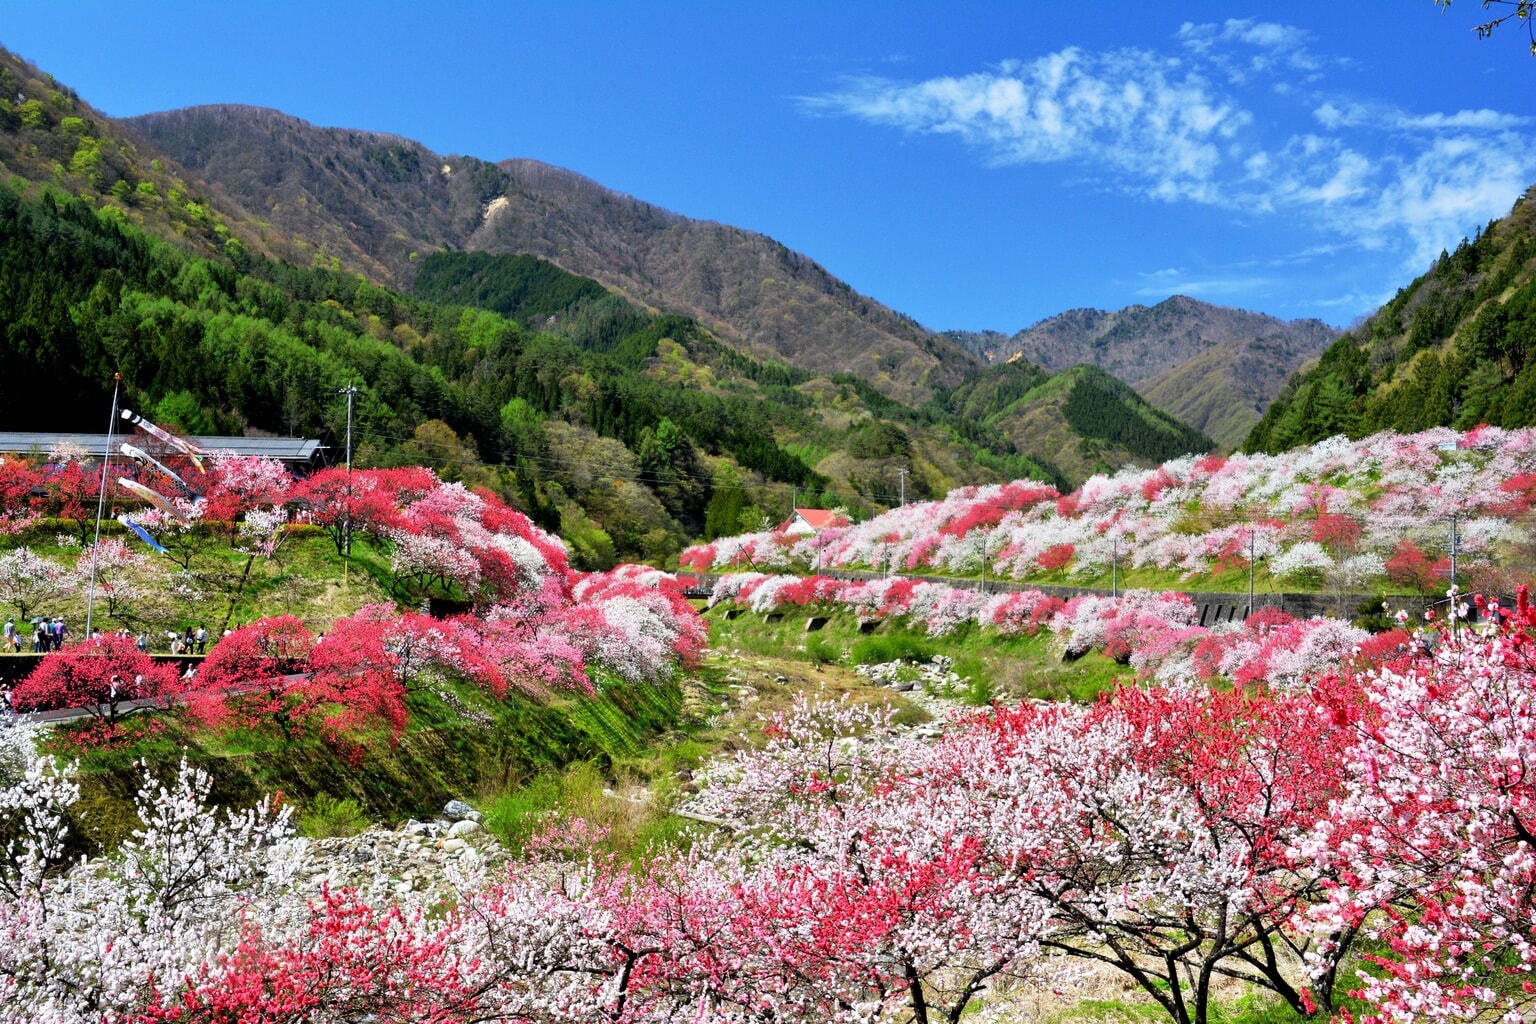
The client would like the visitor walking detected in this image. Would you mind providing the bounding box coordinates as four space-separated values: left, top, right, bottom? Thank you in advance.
3 616 14 653
194 624 207 654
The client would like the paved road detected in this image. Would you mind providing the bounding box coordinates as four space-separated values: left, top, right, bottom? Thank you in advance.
3 674 305 729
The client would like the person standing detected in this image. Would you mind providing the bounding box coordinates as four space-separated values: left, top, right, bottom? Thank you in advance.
54 619 65 651
195 624 207 654
3 616 13 653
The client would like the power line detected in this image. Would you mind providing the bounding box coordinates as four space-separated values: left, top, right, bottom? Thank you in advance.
335 428 1536 535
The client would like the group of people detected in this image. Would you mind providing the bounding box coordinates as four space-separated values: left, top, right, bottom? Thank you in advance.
163 625 208 655
1 616 65 654
0 618 209 655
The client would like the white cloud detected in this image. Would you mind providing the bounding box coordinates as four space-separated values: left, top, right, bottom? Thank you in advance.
803 27 1536 279
1315 100 1530 132
1178 18 1327 77
801 48 1249 203
1132 268 1272 298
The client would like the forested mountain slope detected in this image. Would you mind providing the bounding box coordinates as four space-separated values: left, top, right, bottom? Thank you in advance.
123 105 978 403
1136 338 1323 451
952 296 1337 449
932 361 1214 485
0 159 1056 560
1246 185 1536 453
0 48 296 269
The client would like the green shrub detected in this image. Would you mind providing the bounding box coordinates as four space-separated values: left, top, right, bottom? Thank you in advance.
804 633 842 666
297 793 371 838
850 633 935 666
963 673 996 706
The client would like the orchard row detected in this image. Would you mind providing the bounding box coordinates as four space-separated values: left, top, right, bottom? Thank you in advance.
684 426 1536 593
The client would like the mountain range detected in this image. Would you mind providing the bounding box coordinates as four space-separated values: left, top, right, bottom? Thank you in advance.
122 104 1341 436
947 297 1339 449
6 42 1528 554
121 105 977 406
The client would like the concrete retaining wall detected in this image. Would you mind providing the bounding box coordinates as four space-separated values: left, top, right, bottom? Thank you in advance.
691 570 1465 626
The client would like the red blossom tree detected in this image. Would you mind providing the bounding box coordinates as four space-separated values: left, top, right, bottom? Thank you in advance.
1385 539 1451 594
0 457 41 533
291 467 403 556
1037 542 1074 571
185 616 317 741
12 636 181 725
35 457 99 543
1312 512 1363 551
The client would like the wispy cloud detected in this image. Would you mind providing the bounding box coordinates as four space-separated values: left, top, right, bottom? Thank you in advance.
1131 267 1274 299
802 23 1536 272
802 49 1248 204
1177 18 1328 77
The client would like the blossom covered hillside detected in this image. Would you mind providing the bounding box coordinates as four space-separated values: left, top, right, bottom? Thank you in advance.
683 426 1536 593
707 573 1380 691
6 456 706 747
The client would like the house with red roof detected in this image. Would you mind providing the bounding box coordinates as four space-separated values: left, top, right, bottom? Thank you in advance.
780 508 840 536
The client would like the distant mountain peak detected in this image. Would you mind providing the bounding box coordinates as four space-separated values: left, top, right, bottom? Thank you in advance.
945 295 1339 450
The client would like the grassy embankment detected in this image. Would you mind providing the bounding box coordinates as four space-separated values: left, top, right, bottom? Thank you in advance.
704 598 1130 705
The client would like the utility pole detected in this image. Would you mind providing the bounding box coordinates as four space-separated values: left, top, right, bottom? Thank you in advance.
1449 512 1461 636
897 468 908 507
85 373 123 640
1448 512 1460 589
1112 536 1119 599
1247 529 1256 620
339 383 358 587
980 537 987 595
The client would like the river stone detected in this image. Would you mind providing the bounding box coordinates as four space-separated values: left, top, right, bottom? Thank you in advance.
442 800 476 821
440 837 467 854
448 819 482 837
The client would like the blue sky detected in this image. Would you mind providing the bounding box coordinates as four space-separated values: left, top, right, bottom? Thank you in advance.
3 3 1534 333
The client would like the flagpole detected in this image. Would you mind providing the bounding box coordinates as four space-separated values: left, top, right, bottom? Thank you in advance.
85 373 123 640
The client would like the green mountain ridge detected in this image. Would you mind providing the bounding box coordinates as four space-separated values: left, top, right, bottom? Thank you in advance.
0 138 1053 565
935 361 1214 484
1245 185 1536 453
121 104 980 405
949 296 1339 449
